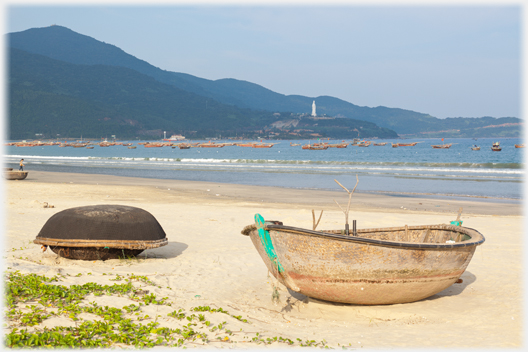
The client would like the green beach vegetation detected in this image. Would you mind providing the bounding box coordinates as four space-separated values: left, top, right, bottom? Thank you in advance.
4 270 350 349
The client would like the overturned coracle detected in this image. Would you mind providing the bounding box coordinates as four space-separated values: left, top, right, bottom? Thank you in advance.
34 205 168 260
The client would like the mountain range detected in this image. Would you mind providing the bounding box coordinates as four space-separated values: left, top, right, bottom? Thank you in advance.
7 25 522 140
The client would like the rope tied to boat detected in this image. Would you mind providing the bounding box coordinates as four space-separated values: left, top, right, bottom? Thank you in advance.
254 214 300 292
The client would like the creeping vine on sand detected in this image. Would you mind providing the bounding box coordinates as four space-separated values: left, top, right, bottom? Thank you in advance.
4 271 351 349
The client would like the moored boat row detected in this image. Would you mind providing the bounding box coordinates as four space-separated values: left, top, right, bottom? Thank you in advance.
5 139 523 151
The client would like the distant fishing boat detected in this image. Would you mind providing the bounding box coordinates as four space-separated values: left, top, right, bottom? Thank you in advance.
357 141 371 147
373 142 387 146
514 144 524 148
391 143 399 148
398 142 421 147
302 143 328 150
471 145 480 151
199 141 223 148
431 139 455 149
252 142 274 148
431 144 452 149
144 143 163 148
491 142 501 151
326 141 348 148
290 142 301 147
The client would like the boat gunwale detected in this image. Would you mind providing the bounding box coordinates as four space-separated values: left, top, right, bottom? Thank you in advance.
34 237 168 250
265 224 485 249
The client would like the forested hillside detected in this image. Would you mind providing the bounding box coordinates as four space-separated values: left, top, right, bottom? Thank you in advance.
7 25 522 139
9 48 398 140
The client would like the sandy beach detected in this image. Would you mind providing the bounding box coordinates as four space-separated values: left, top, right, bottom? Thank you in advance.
3 171 524 348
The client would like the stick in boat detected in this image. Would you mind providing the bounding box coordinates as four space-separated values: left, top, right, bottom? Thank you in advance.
456 207 463 222
312 209 324 230
333 175 359 235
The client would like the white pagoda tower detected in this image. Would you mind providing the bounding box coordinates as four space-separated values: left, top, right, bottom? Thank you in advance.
312 100 316 117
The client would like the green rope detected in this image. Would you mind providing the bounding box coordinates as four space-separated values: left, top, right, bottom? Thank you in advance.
254 214 284 273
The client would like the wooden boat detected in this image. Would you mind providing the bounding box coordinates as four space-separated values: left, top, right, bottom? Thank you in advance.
391 143 399 148
373 142 387 146
397 142 421 147
86 146 94 149
431 143 452 149
144 143 163 148
237 142 257 147
242 214 485 305
5 169 28 180
34 205 168 261
301 144 328 150
290 142 301 147
128 146 137 149
326 143 348 148
514 144 524 148
491 142 501 151
252 143 274 148
471 145 480 151
199 142 223 148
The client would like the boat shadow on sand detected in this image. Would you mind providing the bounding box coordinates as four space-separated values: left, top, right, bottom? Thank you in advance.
135 242 188 260
283 270 477 309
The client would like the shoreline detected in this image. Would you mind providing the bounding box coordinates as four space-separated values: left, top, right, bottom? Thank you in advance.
21 170 523 216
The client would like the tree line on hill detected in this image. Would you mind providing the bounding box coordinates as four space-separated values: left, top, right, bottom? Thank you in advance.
7 25 522 140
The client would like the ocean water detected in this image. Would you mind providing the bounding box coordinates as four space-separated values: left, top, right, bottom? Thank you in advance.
4 138 524 201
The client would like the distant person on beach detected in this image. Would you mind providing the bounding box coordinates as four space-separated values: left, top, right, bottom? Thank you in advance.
19 159 24 171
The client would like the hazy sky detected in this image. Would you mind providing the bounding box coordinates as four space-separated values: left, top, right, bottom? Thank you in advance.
3 1 523 119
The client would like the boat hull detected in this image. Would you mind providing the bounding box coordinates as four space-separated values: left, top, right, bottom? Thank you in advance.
244 221 484 305
5 171 28 180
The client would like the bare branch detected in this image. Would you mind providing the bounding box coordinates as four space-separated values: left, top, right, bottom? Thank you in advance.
334 179 350 194
345 175 359 215
334 175 359 228
333 199 345 213
313 210 323 230
456 207 463 221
